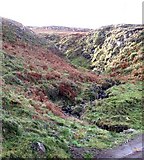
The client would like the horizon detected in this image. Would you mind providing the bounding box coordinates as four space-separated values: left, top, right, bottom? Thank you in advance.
0 0 143 29
27 23 143 29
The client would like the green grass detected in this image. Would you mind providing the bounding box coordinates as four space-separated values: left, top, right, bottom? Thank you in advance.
82 82 143 131
70 56 90 69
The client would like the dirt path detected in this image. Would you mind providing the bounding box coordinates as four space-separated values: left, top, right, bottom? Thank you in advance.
97 133 143 159
70 134 143 159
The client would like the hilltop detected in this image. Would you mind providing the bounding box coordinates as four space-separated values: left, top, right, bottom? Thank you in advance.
28 25 91 34
1 18 143 159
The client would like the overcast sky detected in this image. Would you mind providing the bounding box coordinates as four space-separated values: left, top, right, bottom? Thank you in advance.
0 0 143 29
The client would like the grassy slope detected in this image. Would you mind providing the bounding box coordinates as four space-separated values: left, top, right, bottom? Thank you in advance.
82 82 143 130
51 25 144 79
1 18 143 159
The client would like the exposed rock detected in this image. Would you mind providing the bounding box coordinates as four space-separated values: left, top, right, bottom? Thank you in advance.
62 105 72 115
82 53 91 59
31 142 46 154
123 128 137 134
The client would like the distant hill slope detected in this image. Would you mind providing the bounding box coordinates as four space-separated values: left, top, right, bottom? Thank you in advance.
55 24 144 79
1 18 143 159
34 24 144 80
28 25 92 33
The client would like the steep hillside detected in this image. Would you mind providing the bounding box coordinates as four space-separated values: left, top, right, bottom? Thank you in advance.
60 25 143 78
1 18 143 159
38 24 144 80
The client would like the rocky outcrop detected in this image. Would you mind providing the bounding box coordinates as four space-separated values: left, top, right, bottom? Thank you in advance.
56 24 144 78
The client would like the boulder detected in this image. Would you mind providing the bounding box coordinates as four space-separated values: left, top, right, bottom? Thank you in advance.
31 142 46 154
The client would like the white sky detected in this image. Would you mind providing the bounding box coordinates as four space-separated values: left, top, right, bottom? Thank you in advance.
0 0 143 29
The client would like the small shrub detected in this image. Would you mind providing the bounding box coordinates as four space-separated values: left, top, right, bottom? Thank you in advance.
40 83 59 101
59 82 77 101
